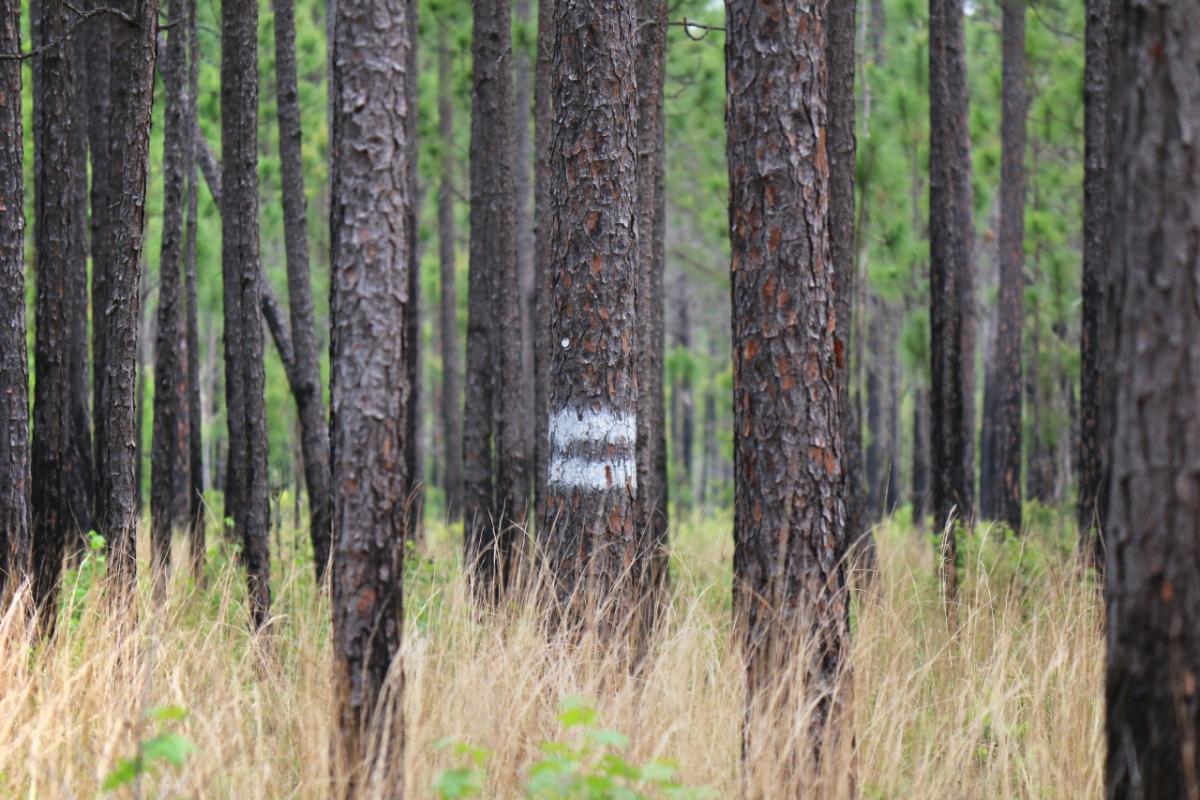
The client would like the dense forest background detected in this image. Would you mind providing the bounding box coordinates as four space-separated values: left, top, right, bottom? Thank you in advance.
9 0 1081 527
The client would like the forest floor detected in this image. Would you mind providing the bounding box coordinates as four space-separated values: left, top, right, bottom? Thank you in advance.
0 508 1101 798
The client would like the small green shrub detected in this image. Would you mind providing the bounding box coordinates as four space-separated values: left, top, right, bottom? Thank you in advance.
101 705 195 794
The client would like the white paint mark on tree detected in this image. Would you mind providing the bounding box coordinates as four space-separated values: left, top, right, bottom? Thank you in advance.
548 408 637 491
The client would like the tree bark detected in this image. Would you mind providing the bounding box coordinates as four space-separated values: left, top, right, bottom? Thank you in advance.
0 0 32 597
1104 3 1200 795
1077 0 1112 560
403 0 422 545
539 0 640 636
727 0 852 789
634 0 668 634
986 0 1025 533
31 0 83 624
437 23 463 522
929 0 973 609
272 0 332 580
515 0 536 506
532 0 554 536
184 0 204 577
329 0 411 789
222 0 270 628
93 0 159 591
671 277 693 510
150 0 193 594
464 0 525 600
912 387 930 526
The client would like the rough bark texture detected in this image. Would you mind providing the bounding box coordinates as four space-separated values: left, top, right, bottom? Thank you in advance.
515 0 536 504
829 0 869 572
533 0 554 535
1104 3 1200 796
539 0 640 634
150 0 193 593
222 0 270 628
464 0 525 600
437 24 463 522
670 278 693 508
329 0 411 789
31 0 81 623
93 0 159 589
987 0 1025 533
1077 0 1111 559
403 0 422 544
0 0 31 597
184 0 204 576
928 0 972 607
634 0 669 632
272 0 332 580
726 0 852 789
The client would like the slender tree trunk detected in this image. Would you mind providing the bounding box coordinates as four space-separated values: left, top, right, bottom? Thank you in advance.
93 0 159 590
1077 0 1112 560
987 0 1025 532
532 0 554 534
671 277 694 510
515 0 537 503
184 0 204 577
0 0 32 596
865 304 886 518
403 0 423 545
464 0 524 600
912 387 930 526
222 0 270 628
150 0 193 594
437 24 464 523
540 0 640 635
1105 3 1200 794
31 0 81 624
634 0 668 635
329 0 411 788
929 0 972 609
134 294 148 513
272 0 332 580
699 354 716 509
727 0 852 789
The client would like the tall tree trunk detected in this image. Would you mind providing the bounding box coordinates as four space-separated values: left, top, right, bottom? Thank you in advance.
1077 0 1112 559
272 0 332 580
222 0 270 628
184 0 204 577
150 0 193 594
464 0 524 600
93 0 159 590
437 23 463 522
912 387 930 526
540 0 640 635
0 0 32 597
987 0 1025 532
865 304 886 518
329 0 411 788
634 0 669 634
1104 2 1200 794
532 0 554 535
830 0 868 570
671 277 694 511
698 351 716 509
31 0 82 625
515 0 536 504
403 0 423 545
928 0 972 609
727 0 852 789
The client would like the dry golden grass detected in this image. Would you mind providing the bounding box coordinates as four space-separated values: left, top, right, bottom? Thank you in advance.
0 512 1102 798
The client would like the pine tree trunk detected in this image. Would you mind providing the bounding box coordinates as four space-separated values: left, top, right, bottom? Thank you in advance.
532 0 554 534
0 0 32 596
988 0 1025 532
184 0 204 577
1105 3 1200 794
865 304 886 518
929 0 973 608
94 0 159 591
634 0 669 633
515 0 537 503
912 388 930 526
222 0 271 628
437 23 464 522
329 0 411 788
403 0 423 544
1077 0 1111 558
150 0 193 594
727 0 852 789
671 278 694 510
272 0 333 580
464 0 524 600
31 0 82 624
539 0 640 635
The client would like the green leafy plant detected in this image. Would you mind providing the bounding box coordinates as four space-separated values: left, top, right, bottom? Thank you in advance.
101 705 195 794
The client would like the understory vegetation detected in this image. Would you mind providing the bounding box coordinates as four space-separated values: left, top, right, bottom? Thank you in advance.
0 509 1101 798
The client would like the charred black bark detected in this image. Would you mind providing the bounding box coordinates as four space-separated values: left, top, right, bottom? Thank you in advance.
329 0 411 789
183 0 204 576
271 0 332 580
727 0 852 788
1104 3 1200 795
532 0 554 538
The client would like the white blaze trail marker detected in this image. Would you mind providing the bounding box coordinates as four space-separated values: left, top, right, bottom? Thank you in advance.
548 408 637 491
